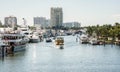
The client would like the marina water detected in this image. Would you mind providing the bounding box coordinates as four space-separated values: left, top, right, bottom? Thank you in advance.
1 36 120 72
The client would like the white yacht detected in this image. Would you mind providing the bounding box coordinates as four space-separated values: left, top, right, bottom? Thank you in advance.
89 38 98 45
79 34 89 44
46 37 52 43
29 32 40 43
1 32 28 53
18 27 32 42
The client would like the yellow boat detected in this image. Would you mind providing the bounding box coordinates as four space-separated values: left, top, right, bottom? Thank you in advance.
55 37 64 45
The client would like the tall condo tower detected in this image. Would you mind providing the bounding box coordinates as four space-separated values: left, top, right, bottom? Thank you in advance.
50 7 63 29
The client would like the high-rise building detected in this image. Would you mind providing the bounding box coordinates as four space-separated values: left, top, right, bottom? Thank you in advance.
34 17 41 27
50 7 63 29
34 17 50 28
39 17 47 28
4 16 17 27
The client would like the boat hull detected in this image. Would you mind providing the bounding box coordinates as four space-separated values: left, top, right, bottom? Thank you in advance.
80 40 89 44
46 39 52 43
14 44 26 52
29 39 40 43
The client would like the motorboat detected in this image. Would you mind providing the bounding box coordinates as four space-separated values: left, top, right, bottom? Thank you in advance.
89 38 99 45
29 32 40 43
80 34 89 44
46 38 52 43
55 37 64 49
55 37 64 45
19 29 33 43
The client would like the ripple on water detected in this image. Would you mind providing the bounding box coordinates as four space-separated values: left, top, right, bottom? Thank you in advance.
1 36 120 72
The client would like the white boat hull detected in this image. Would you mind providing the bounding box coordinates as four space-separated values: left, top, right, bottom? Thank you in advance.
14 44 26 52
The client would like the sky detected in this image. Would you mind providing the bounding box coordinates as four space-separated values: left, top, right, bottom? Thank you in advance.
0 0 120 26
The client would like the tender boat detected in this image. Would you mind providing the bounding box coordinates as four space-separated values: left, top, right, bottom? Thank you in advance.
46 38 52 43
55 37 64 45
55 37 64 49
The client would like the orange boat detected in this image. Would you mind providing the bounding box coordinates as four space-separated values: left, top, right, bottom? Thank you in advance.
55 37 64 45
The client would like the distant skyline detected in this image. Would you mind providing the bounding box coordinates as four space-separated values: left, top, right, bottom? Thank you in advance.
0 0 120 26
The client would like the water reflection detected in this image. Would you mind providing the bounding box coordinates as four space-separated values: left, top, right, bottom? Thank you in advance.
32 45 37 60
1 36 120 72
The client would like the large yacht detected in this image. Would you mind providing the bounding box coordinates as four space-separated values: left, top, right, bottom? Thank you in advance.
1 31 28 53
18 27 32 42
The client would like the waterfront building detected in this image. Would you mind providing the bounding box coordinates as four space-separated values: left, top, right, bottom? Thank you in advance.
50 7 63 29
4 16 17 27
39 17 46 28
63 22 81 28
34 17 41 28
34 17 50 28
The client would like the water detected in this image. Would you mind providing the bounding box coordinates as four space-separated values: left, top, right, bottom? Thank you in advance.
1 36 120 72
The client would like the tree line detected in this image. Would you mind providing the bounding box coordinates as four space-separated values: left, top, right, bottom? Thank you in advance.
86 23 120 40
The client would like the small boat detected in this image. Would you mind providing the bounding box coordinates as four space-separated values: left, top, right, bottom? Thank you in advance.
46 38 52 43
55 37 64 45
55 37 64 49
80 34 89 44
89 38 99 45
29 32 40 43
